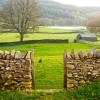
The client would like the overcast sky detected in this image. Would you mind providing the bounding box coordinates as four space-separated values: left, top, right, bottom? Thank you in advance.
53 0 100 7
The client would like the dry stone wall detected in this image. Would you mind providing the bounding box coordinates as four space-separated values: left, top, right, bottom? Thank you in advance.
0 50 34 91
64 49 100 89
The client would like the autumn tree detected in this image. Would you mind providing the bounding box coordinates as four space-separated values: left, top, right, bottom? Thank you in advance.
86 16 100 35
0 0 39 42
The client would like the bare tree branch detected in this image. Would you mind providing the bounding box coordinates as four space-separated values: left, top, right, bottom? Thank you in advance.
0 0 39 41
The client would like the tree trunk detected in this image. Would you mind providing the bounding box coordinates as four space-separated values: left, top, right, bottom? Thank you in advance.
20 33 24 42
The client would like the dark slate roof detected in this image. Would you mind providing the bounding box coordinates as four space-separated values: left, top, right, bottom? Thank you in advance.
78 33 97 38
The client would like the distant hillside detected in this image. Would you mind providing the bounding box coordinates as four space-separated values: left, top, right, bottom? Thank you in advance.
0 0 100 26
39 0 100 26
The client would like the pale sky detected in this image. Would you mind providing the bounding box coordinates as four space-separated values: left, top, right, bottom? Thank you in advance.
53 0 100 7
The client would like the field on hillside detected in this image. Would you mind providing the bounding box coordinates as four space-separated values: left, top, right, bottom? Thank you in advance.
0 27 78 42
0 27 100 89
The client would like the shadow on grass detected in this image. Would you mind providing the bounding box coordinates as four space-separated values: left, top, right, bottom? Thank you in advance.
0 39 69 47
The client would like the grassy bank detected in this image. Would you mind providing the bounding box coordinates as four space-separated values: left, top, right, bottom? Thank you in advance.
0 81 99 100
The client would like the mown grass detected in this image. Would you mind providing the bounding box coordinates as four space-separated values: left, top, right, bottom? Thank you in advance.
0 81 100 100
0 43 99 89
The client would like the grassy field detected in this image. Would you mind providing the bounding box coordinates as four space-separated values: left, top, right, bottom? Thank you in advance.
0 81 100 100
0 27 100 89
0 28 78 43
0 33 77 42
0 27 79 43
0 27 99 43
0 27 100 99
0 44 100 89
1 43 99 89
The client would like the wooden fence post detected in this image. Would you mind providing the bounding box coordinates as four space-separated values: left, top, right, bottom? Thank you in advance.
30 50 35 90
64 50 67 90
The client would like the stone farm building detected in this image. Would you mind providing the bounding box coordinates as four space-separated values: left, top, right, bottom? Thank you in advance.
76 33 97 42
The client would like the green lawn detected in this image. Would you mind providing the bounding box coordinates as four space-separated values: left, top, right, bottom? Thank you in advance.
0 27 100 99
0 27 100 89
0 43 99 89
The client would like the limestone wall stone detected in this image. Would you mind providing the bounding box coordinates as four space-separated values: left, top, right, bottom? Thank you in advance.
0 50 34 91
64 49 100 89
